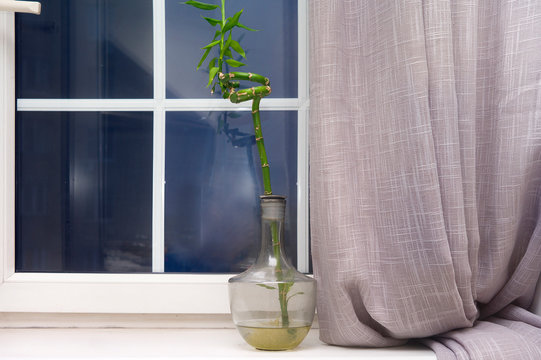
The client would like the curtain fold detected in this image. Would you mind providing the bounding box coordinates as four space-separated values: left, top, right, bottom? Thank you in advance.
309 0 541 358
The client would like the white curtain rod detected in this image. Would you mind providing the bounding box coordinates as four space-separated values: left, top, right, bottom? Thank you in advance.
0 1 41 15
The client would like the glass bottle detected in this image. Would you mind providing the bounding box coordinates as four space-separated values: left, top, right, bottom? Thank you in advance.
228 195 316 350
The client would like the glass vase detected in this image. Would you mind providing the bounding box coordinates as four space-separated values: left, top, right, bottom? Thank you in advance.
228 195 316 350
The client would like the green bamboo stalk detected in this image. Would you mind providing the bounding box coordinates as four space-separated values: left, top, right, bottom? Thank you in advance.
219 72 273 194
219 71 289 327
274 224 290 327
218 0 225 76
251 97 272 195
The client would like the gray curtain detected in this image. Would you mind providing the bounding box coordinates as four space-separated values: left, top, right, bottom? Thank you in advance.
309 0 541 358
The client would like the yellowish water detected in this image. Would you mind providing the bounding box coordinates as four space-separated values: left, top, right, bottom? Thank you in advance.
237 322 311 350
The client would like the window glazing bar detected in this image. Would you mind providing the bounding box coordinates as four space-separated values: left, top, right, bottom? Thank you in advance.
0 1 40 15
152 0 166 273
17 98 301 112
297 0 310 273
17 99 156 111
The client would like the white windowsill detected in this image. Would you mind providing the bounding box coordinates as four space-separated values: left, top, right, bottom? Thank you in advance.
0 327 436 359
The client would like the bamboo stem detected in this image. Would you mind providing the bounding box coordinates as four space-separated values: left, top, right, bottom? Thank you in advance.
251 97 272 195
219 71 290 326
220 72 269 86
272 221 289 327
220 0 225 67
220 72 273 195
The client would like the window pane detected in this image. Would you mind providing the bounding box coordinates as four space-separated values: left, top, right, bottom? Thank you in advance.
16 112 153 272
16 0 153 99
165 111 297 272
165 0 298 99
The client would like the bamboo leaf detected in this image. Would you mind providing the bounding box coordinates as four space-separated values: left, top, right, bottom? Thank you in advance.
197 47 211 70
208 57 218 68
201 39 220 49
222 18 234 34
230 40 246 58
222 9 243 33
202 16 220 26
182 1 219 10
207 66 219 87
286 292 304 304
231 9 244 25
200 31 220 69
225 59 245 67
237 22 258 32
257 284 276 290
224 48 232 58
211 29 220 42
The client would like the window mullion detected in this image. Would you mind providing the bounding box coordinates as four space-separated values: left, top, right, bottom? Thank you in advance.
152 0 166 273
0 12 16 281
297 0 310 273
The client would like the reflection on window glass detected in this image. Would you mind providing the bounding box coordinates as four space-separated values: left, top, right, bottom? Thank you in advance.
165 0 297 99
16 0 153 99
16 112 153 272
165 111 297 272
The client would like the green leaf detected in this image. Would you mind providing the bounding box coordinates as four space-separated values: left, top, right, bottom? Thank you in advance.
207 66 219 87
286 292 304 304
222 18 234 34
225 59 245 67
257 284 276 290
201 39 220 49
202 16 220 26
237 22 258 32
222 9 243 33
197 47 211 70
230 40 245 58
208 57 218 68
231 9 244 25
224 48 232 58
182 1 219 10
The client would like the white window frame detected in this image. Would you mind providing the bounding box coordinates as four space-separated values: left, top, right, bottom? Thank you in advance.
0 0 309 314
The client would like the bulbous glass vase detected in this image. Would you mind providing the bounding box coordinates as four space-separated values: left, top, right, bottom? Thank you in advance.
228 195 316 350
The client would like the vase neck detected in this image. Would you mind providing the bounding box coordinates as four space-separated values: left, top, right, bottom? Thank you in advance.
261 195 286 223
257 196 291 269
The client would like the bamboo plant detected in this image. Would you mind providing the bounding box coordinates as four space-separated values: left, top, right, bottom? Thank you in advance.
183 0 291 327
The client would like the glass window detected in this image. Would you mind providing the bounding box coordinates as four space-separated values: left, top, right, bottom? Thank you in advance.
164 111 297 272
16 0 153 99
16 111 153 272
14 0 304 275
165 0 297 99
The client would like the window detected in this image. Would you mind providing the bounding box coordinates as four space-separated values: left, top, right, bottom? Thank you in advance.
0 0 309 313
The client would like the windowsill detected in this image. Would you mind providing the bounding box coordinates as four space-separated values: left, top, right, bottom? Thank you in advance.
0 328 436 359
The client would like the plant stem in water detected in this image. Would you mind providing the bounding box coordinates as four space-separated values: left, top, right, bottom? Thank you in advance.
272 221 289 327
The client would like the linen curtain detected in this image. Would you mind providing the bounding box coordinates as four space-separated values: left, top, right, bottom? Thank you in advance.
309 0 541 358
